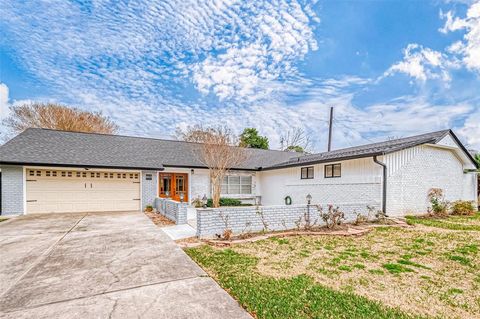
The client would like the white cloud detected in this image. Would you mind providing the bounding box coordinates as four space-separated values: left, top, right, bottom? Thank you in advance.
384 44 455 82
457 109 480 150
0 83 9 119
0 0 319 106
1 0 478 152
440 1 480 72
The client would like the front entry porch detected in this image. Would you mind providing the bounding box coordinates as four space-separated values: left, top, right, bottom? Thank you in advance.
158 172 188 202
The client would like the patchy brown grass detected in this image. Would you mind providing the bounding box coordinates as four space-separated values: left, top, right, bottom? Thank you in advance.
224 223 480 319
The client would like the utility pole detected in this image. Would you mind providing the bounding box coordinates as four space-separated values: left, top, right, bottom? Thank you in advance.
327 106 334 152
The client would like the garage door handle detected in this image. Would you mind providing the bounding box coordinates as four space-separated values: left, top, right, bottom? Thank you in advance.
27 200 37 202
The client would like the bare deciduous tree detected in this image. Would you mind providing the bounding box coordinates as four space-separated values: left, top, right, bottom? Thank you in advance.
4 103 118 134
279 128 312 153
178 125 248 208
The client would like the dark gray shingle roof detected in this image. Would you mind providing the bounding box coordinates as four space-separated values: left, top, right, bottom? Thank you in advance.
1 128 476 171
264 129 463 169
0 128 297 170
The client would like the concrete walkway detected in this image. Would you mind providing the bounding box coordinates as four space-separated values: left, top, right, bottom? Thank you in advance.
0 211 251 319
161 207 197 240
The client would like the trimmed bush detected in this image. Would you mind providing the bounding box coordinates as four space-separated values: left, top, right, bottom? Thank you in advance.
451 200 476 216
206 197 252 207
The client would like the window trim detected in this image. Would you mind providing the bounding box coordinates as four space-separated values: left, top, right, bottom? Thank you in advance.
324 163 341 178
300 166 314 179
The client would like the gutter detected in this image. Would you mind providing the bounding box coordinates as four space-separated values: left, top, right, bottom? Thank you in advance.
373 155 388 216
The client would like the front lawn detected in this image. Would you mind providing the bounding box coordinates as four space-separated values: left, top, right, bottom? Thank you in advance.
186 214 480 319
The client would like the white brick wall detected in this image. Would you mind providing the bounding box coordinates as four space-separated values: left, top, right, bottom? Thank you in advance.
1 165 24 215
155 197 188 224
196 202 377 238
141 170 158 210
258 157 382 207
190 169 210 202
386 145 477 215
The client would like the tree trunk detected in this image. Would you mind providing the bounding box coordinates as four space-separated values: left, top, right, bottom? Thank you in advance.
210 170 222 208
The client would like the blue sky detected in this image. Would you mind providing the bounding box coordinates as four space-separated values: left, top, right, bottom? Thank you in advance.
0 0 479 151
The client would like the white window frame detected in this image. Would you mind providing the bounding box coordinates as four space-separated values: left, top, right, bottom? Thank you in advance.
221 175 253 195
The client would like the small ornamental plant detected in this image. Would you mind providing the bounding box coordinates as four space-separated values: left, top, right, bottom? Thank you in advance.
316 205 345 229
427 188 449 217
145 205 153 212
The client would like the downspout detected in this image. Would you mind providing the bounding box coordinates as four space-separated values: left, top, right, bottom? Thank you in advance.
373 155 388 216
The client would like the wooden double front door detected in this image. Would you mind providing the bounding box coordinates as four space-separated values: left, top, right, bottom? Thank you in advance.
158 173 188 202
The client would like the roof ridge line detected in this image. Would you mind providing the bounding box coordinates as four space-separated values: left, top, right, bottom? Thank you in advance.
23 128 294 155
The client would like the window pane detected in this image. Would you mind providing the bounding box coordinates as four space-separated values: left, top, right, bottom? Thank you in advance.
334 164 341 177
229 184 240 194
229 176 240 185
325 165 333 177
222 176 228 184
241 185 252 194
221 184 228 194
301 168 307 179
307 167 314 178
240 176 252 184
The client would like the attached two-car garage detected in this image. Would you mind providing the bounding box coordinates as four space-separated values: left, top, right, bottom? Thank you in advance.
26 168 141 214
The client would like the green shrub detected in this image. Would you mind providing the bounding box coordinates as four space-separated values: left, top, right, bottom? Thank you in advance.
450 200 476 216
206 197 253 207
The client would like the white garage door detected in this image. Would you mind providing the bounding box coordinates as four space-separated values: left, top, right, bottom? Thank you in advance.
26 169 141 214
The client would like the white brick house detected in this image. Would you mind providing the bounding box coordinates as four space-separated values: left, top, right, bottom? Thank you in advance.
0 128 477 217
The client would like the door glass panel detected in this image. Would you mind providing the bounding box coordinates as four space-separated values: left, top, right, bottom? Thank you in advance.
176 176 185 192
160 174 172 196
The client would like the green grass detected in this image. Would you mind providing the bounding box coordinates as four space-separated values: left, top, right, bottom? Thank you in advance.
447 254 472 266
186 246 419 319
0 217 8 223
382 263 415 274
406 214 480 231
397 259 431 270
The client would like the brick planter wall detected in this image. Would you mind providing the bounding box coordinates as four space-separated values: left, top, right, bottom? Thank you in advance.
155 197 188 225
196 202 378 238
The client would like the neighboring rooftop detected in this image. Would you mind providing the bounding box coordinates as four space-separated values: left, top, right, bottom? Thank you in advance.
265 129 477 169
0 128 297 170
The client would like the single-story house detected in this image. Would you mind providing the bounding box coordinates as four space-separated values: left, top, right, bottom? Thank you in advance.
0 128 478 217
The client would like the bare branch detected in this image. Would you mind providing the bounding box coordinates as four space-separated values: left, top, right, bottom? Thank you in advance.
3 102 118 135
177 125 249 207
279 127 312 153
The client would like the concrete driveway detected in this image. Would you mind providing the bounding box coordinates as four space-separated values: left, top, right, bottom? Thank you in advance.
0 211 251 319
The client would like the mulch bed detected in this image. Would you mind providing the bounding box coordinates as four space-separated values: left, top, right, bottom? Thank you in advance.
174 218 412 248
201 219 412 247
144 210 175 227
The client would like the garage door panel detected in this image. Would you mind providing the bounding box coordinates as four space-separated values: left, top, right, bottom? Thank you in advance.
26 169 141 214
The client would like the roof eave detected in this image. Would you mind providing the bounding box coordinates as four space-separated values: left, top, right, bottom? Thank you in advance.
0 161 165 171
162 164 261 171
444 130 480 169
261 152 385 171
